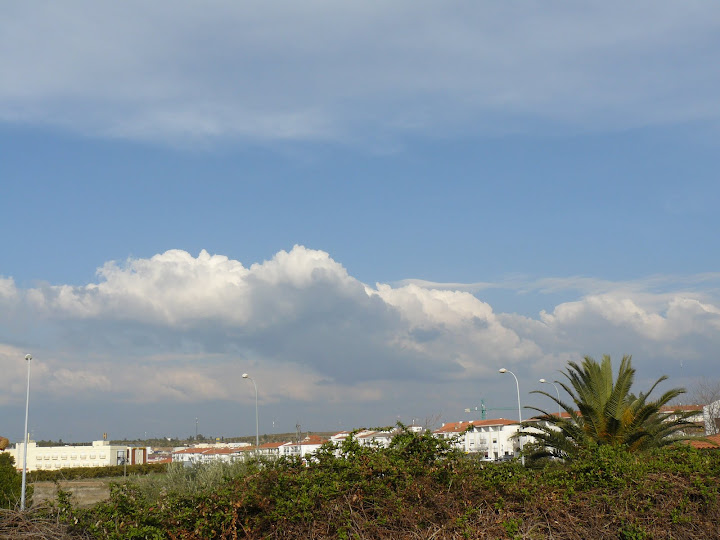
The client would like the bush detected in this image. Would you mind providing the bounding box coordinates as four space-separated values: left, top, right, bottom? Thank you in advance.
0 453 22 509
45 433 720 540
28 462 167 482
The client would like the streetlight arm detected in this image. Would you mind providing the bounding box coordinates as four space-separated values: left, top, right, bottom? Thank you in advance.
499 367 524 466
242 373 259 452
540 379 562 417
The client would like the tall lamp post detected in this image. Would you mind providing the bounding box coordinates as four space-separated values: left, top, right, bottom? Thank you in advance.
539 378 562 417
242 373 259 454
499 368 524 465
20 354 32 511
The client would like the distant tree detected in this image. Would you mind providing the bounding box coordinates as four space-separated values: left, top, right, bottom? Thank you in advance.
0 453 22 509
692 378 720 435
422 413 443 431
519 355 696 461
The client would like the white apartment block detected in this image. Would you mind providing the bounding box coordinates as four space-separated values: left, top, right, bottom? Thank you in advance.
702 400 720 435
5 440 146 472
257 441 285 458
171 446 251 465
434 419 522 461
279 435 328 458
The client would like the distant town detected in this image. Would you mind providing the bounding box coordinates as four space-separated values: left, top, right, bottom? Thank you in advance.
4 402 719 473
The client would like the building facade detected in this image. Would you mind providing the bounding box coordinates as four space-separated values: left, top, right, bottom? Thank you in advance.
5 440 146 472
434 418 522 460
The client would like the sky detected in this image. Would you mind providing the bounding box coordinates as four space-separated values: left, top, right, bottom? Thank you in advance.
1 1 720 443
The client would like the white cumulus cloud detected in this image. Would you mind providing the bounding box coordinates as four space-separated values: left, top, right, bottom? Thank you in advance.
2 247 719 440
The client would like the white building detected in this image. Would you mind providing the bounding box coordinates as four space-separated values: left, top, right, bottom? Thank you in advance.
434 418 522 461
256 441 286 458
171 446 251 465
279 435 328 459
354 430 394 448
659 404 704 424
5 440 146 472
702 400 720 435
331 426 424 448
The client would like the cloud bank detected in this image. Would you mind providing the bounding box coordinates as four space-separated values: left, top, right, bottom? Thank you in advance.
1 246 718 432
2 2 719 143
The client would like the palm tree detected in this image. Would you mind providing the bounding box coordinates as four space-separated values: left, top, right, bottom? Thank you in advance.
520 355 696 461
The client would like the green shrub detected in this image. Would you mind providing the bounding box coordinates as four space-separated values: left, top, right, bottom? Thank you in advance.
45 432 720 540
28 462 167 482
0 453 22 509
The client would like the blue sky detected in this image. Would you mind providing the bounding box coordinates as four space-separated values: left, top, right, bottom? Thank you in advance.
1 2 720 442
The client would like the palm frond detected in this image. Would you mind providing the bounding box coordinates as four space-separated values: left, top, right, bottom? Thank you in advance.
524 355 689 461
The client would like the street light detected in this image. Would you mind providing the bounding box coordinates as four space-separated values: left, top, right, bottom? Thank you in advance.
242 373 259 454
20 354 31 511
539 378 562 417
499 368 524 465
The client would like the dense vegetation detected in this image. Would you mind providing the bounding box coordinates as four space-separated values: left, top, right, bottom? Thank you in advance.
520 355 696 462
28 463 167 483
0 427 714 539
0 453 22 509
2 357 717 538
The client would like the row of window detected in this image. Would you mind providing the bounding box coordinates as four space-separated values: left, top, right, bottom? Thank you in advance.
35 453 107 461
35 462 102 469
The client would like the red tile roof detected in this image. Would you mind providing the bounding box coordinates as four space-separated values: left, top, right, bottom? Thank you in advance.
300 436 328 446
259 441 287 449
356 431 392 439
470 418 519 427
172 446 247 456
660 405 704 413
434 418 517 434
172 447 202 455
688 434 720 449
200 448 237 455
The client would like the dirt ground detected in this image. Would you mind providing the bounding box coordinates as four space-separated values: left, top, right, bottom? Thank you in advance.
32 478 116 508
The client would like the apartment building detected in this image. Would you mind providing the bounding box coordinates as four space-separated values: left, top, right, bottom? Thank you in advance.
434 418 522 461
6 440 146 472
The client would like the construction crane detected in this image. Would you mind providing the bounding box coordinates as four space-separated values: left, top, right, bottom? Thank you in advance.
464 399 517 420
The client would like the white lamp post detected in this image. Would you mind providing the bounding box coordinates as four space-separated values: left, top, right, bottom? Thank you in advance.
499 368 524 465
242 373 259 454
20 354 32 511
539 378 562 417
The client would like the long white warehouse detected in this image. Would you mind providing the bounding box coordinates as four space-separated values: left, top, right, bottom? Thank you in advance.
4 439 146 472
